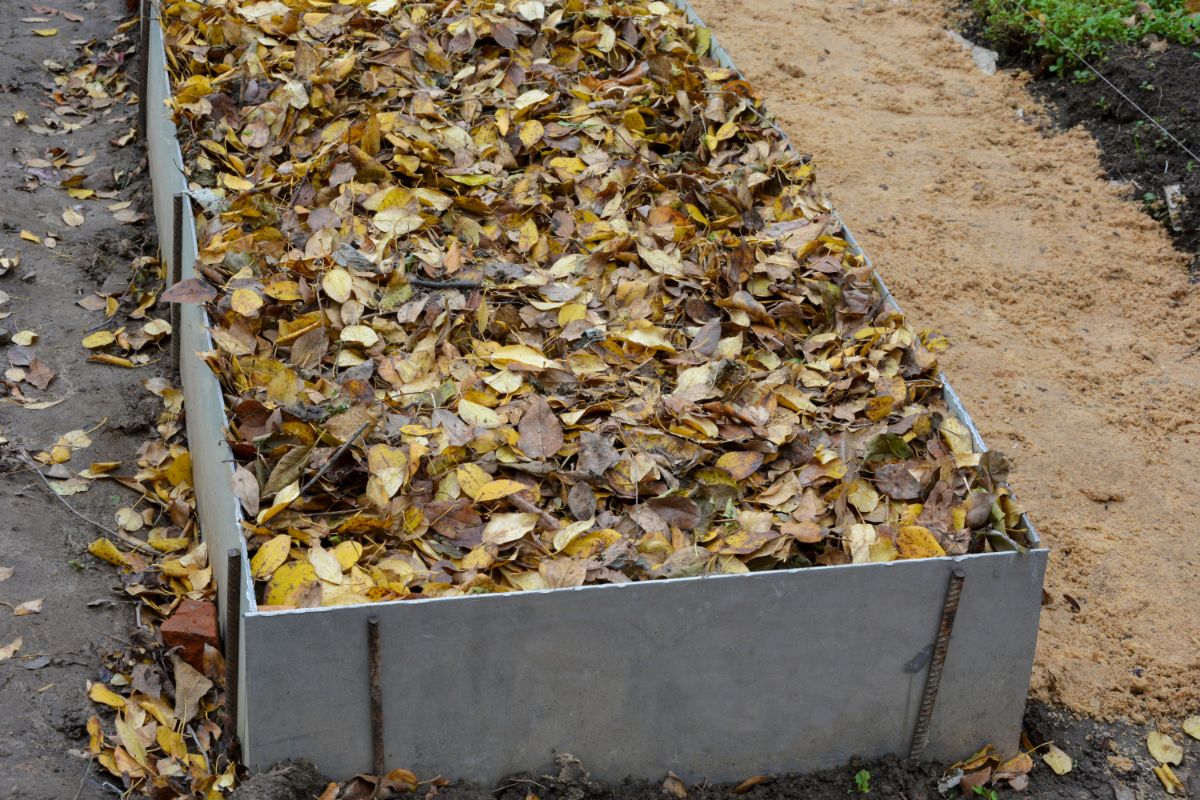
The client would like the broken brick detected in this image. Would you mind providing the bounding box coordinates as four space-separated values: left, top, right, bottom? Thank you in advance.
159 599 219 671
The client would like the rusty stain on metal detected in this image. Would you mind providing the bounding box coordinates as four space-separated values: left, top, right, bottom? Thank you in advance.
224 547 243 758
910 568 967 760
171 193 184 370
368 616 384 777
137 0 150 136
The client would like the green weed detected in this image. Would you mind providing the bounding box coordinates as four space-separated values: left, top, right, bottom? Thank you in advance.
853 769 871 794
973 0 1200 70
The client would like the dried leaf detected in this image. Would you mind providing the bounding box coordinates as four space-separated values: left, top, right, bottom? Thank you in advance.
1148 731 1183 765
13 598 43 616
1041 744 1072 775
518 395 564 459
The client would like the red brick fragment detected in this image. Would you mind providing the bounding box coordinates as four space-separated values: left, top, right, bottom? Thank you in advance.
160 599 219 670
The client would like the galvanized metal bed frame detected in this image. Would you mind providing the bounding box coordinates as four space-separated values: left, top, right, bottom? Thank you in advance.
140 0 1046 784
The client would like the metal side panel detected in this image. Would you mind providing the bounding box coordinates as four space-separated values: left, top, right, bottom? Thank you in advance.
242 549 1046 784
144 11 253 628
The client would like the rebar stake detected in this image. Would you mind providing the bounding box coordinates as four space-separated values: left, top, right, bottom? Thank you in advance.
909 568 966 760
223 547 242 758
368 616 384 777
137 0 150 136
170 194 183 371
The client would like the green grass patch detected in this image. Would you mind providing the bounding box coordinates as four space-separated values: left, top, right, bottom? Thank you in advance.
973 0 1200 72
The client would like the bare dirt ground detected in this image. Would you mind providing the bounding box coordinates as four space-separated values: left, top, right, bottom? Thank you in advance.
0 0 155 798
690 0 1200 726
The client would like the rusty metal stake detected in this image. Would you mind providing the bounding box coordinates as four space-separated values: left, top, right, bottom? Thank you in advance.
137 0 151 137
368 616 384 777
909 568 966 760
223 547 243 758
170 193 183 372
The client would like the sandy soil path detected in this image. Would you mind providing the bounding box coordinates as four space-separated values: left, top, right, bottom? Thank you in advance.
690 0 1200 722
0 1 155 797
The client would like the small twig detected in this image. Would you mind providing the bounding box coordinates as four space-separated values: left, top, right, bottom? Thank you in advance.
71 759 92 800
510 492 559 531
408 278 482 290
299 420 372 496
20 452 157 556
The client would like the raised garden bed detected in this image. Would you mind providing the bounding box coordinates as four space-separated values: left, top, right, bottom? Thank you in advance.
144 0 1046 783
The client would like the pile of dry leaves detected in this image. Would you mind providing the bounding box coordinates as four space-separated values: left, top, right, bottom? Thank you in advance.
161 0 1029 607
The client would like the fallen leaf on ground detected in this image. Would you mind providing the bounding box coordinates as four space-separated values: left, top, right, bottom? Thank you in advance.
1148 731 1183 765
1041 744 1072 775
0 638 21 661
13 599 43 616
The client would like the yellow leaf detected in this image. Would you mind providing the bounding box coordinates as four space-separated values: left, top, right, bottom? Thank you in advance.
11 330 36 346
115 507 144 532
309 545 343 584
472 479 528 503
115 717 149 769
258 481 301 524
458 398 501 428
446 173 493 186
332 540 363 570
489 344 560 371
481 512 539 545
87 716 103 754
62 207 85 227
221 173 255 192
374 207 424 235
1183 716 1200 740
940 416 973 455
1155 764 1186 795
895 526 945 559
1148 731 1184 765
845 479 880 514
846 523 876 563
552 519 595 552
263 561 318 606
231 288 264 317
513 89 550 109
83 331 116 349
1041 744 1072 775
321 268 353 303
33 28 58 36
714 451 762 482
340 324 379 347
562 528 622 558
455 463 491 499
519 120 544 147
88 538 129 567
88 682 126 709
19 230 40 244
250 533 293 579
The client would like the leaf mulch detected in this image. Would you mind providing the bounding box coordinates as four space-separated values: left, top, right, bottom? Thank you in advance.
159 0 1030 607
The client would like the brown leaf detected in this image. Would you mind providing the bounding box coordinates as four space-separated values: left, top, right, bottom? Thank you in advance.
577 431 619 477
566 482 596 521
517 394 564 459
161 278 217 304
24 358 55 390
733 775 770 794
